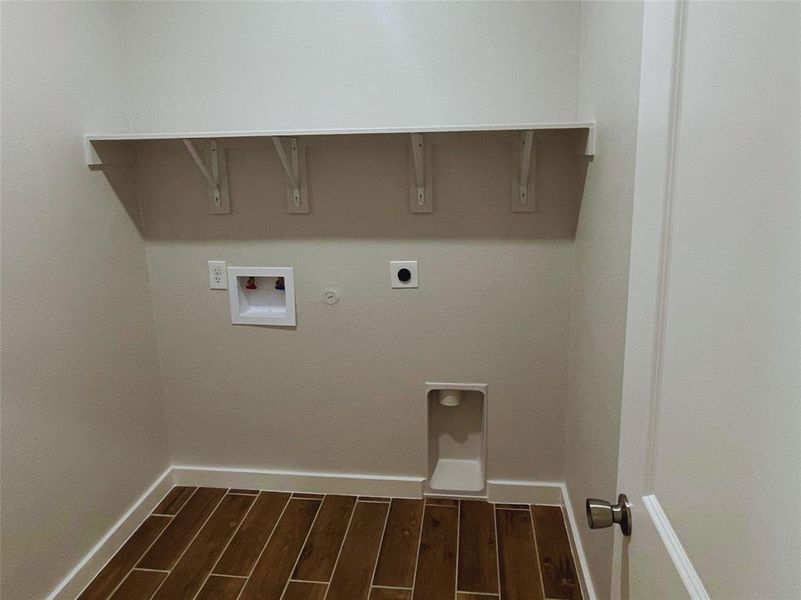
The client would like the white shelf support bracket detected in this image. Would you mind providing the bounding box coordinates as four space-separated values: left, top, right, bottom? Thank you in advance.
182 138 230 214
408 133 432 213
272 137 309 214
412 134 425 206
511 130 536 213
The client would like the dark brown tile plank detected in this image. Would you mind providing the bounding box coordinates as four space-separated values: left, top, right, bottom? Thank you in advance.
425 498 458 507
373 499 424 588
370 589 412 600
531 505 582 599
195 575 247 600
214 491 291 576
284 581 328 600
78 515 171 600
458 500 499 594
358 496 391 502
496 508 545 600
412 505 458 600
153 494 254 599
495 503 529 510
239 498 321 600
293 495 356 581
230 488 259 495
293 492 324 499
138 487 226 570
153 486 196 515
326 501 389 600
456 594 499 600
109 569 167 600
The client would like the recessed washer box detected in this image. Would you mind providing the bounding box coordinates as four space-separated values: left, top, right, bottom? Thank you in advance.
426 382 487 496
227 267 296 327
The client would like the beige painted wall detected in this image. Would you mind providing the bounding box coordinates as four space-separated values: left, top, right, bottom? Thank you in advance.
118 0 584 489
565 2 644 598
0 3 637 596
137 132 587 481
0 4 168 599
121 1 580 133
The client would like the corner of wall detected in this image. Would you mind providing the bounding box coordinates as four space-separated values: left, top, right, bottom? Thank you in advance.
0 3 170 598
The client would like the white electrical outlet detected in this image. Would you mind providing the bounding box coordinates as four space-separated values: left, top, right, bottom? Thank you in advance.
208 260 227 289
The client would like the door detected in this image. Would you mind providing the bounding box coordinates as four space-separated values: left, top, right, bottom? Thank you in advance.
606 1 800 599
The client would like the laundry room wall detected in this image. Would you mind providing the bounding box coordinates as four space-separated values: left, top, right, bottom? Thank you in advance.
0 3 168 599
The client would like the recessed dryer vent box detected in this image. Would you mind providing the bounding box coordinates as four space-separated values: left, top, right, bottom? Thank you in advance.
227 267 296 326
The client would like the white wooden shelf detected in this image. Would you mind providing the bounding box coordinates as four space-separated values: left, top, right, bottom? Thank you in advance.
85 121 595 215
84 121 596 164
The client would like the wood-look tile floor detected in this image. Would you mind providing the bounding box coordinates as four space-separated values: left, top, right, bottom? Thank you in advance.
79 487 583 600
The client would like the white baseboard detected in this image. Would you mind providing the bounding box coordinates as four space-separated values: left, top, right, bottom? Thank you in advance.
47 466 174 600
48 466 596 600
486 478 564 504
559 482 598 600
171 464 425 498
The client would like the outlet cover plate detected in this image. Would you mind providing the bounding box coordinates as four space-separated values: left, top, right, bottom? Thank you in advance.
391 260 419 288
208 260 227 289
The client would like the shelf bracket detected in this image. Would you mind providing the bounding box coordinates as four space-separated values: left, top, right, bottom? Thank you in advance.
412 134 425 206
182 138 230 214
511 130 536 213
271 137 309 214
408 134 432 213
